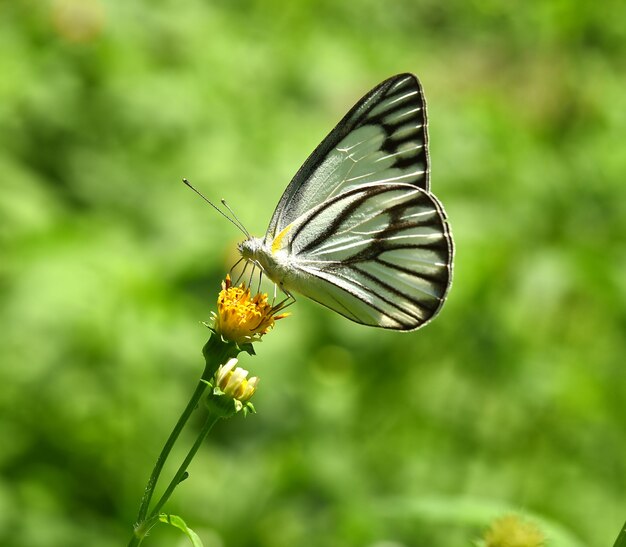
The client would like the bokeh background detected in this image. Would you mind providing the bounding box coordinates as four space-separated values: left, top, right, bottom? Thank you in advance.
1 1 625 546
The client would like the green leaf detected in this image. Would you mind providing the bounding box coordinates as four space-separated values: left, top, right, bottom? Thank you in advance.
158 514 204 547
614 521 626 547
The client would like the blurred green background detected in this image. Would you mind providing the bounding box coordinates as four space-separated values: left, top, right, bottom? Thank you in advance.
1 1 625 546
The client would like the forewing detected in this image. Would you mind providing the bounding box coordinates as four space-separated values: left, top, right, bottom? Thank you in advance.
281 183 453 330
265 73 429 242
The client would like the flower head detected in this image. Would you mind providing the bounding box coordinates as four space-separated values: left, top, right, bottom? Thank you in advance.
481 514 545 547
216 358 258 401
209 358 259 414
212 275 289 345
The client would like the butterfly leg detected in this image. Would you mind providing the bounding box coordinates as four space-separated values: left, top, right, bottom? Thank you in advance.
256 267 263 295
247 263 257 289
271 286 296 314
233 259 250 286
229 257 244 278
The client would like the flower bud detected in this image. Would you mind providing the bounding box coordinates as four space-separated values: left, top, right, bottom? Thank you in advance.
208 358 259 416
216 358 259 403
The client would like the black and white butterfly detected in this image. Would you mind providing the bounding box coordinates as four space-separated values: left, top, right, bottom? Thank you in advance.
199 73 454 330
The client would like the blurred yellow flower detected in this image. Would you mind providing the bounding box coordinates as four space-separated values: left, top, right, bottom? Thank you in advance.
51 0 105 43
213 275 289 344
482 514 545 547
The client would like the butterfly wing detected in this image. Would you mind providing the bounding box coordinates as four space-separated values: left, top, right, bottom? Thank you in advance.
265 73 430 243
273 182 452 330
260 73 452 330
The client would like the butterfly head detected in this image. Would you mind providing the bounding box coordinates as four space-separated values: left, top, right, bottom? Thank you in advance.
238 236 281 283
238 237 264 261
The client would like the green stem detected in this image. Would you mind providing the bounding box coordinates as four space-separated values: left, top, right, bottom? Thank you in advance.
148 412 221 519
614 520 626 547
132 380 207 529
128 335 237 547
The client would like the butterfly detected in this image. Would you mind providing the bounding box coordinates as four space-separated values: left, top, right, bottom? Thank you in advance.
209 73 453 331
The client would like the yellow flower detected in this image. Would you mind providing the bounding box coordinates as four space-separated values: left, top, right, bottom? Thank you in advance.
51 0 105 43
212 275 289 344
215 358 259 403
482 514 545 547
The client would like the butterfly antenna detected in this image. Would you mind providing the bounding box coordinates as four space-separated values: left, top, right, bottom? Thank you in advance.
220 199 250 238
182 178 248 237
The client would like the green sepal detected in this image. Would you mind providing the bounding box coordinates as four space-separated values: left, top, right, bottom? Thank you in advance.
242 401 256 417
205 388 238 418
205 387 258 418
158 514 204 547
201 334 240 380
201 321 258 358
238 342 256 356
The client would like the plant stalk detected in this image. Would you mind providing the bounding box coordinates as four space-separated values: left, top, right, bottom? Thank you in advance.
148 412 221 519
127 335 236 546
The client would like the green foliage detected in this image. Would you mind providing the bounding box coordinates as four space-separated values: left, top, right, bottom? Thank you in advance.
614 521 626 547
158 514 203 547
1 0 625 546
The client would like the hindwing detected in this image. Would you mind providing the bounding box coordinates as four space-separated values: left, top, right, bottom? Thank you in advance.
273 183 453 330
